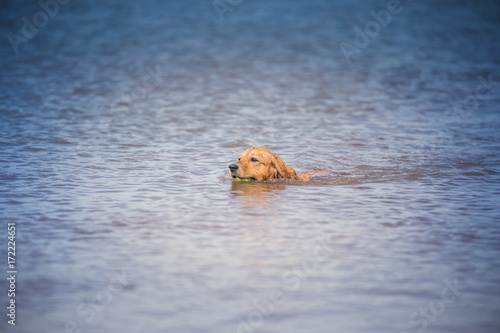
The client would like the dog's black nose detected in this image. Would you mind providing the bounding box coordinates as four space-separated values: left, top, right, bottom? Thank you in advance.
228 164 238 172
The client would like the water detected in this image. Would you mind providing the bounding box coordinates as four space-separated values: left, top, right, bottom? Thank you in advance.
1 0 500 332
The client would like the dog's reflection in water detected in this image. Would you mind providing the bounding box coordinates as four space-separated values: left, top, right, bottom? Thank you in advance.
230 181 286 206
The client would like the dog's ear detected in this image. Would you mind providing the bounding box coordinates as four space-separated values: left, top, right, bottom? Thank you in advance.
269 154 298 180
267 164 278 180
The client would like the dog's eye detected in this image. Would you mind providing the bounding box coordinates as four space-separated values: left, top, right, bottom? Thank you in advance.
238 158 241 161
250 157 258 162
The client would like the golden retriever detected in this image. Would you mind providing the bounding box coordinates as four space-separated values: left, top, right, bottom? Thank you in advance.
228 147 336 181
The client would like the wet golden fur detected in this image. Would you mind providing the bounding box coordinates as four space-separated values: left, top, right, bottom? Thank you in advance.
228 147 333 181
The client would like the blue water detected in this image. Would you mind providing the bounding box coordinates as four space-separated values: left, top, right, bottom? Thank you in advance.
1 0 500 332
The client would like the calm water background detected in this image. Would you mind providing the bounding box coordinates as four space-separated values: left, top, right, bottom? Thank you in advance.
1 0 500 332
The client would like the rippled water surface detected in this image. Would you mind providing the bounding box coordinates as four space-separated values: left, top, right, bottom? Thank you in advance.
1 1 500 332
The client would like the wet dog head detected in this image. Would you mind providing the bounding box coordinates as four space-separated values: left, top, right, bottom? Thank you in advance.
228 147 299 181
